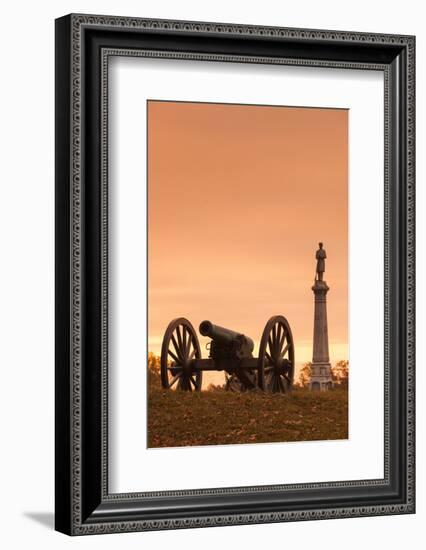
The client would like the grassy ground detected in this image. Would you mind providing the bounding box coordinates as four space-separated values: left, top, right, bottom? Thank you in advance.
148 386 348 448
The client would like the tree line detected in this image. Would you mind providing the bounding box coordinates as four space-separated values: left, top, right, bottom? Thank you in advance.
297 360 349 388
148 352 349 391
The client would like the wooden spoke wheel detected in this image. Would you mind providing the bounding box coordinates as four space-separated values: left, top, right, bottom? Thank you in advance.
258 315 295 393
160 318 202 391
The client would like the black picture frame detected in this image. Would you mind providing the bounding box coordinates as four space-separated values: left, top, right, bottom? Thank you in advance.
55 13 415 535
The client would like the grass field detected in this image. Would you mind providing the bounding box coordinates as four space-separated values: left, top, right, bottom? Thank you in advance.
147 386 348 448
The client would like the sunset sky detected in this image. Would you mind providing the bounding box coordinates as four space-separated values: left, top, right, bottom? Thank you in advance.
147 101 348 378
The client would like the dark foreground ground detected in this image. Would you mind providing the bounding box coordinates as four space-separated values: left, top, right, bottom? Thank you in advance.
148 386 348 448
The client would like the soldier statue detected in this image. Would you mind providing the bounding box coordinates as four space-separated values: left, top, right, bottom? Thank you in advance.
315 242 327 281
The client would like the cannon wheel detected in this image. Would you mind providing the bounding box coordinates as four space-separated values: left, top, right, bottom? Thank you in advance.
160 318 202 391
258 315 295 393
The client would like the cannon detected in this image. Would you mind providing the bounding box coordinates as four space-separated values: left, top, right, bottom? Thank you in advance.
160 316 295 393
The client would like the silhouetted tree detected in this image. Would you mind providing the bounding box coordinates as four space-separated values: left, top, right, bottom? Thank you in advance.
148 352 161 391
298 362 312 387
206 382 226 392
331 360 349 388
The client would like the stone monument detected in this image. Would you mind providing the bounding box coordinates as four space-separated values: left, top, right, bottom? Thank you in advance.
309 243 333 391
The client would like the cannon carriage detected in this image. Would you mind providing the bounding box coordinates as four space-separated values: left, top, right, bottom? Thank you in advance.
160 316 295 393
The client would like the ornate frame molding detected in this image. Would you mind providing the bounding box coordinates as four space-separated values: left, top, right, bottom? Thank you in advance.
55 14 415 535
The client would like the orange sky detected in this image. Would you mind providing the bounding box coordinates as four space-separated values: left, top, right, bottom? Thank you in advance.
147 101 348 369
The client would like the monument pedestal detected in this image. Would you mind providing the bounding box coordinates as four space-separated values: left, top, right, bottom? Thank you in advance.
310 279 333 391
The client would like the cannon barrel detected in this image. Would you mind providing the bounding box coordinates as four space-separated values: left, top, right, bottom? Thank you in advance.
199 320 254 353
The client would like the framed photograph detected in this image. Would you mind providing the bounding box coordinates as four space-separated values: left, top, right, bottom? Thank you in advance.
55 14 415 535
